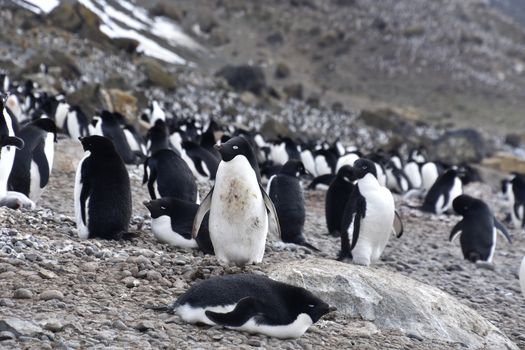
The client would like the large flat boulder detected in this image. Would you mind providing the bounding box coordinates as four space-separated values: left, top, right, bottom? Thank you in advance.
269 258 517 350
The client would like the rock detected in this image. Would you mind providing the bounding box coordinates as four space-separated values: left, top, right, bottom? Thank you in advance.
209 28 230 47
0 317 44 337
259 117 293 140
504 133 522 148
482 152 525 174
106 89 138 122
239 92 257 105
359 108 417 139
403 25 425 37
39 290 64 301
197 14 218 34
13 288 33 299
140 58 177 90
0 331 15 341
306 95 320 108
431 129 489 164
216 65 266 95
266 32 284 46
134 321 154 332
111 38 140 54
43 321 63 332
66 83 107 119
275 63 291 79
269 259 518 350
24 51 81 80
283 83 304 100
149 2 184 21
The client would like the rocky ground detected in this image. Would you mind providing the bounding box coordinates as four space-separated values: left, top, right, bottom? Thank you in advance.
0 139 524 349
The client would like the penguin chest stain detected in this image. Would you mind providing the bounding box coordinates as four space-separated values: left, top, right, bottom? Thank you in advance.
218 177 260 222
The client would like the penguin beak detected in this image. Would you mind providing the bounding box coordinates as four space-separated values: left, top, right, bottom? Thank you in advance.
214 142 222 151
328 306 337 312
78 136 84 142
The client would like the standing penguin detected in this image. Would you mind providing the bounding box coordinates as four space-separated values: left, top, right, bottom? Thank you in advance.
325 165 354 237
449 195 512 263
143 149 198 202
339 159 403 266
0 100 24 197
8 118 57 203
169 274 331 339
267 160 318 250
501 174 525 230
420 168 462 214
192 136 280 266
74 136 132 240
95 111 138 164
144 197 213 254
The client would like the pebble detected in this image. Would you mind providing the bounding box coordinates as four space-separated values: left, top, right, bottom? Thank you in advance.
13 288 33 299
39 290 64 301
112 320 128 330
0 331 15 341
134 321 154 332
44 321 64 332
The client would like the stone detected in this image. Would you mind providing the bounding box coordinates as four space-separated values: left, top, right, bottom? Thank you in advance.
66 83 107 120
216 65 266 95
431 129 489 164
43 321 63 332
13 288 33 299
0 317 44 337
149 2 185 21
482 152 525 174
259 117 293 140
283 83 304 100
0 331 15 341
275 63 291 79
39 290 64 301
197 14 218 34
140 58 177 90
134 321 155 332
24 51 81 80
111 38 140 54
269 259 518 350
359 108 417 139
106 89 138 122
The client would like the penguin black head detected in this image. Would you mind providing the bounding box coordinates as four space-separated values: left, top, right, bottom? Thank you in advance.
214 135 255 162
79 135 116 154
143 198 170 219
0 135 24 150
32 118 58 142
350 158 377 180
452 194 483 216
336 165 354 182
280 159 306 177
290 287 332 323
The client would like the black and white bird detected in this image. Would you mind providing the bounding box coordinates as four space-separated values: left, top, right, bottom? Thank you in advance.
8 118 57 203
339 159 403 266
501 173 525 231
192 136 280 266
420 168 462 214
267 160 319 250
144 197 213 254
169 274 332 339
74 136 132 240
449 195 512 263
325 165 354 237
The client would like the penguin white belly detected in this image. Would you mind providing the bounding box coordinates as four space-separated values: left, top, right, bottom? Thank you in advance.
404 162 421 189
300 151 316 177
175 303 236 326
67 111 82 139
231 313 313 339
520 257 525 295
74 152 91 239
151 216 198 248
446 178 463 213
55 103 69 130
271 144 288 165
181 150 208 183
421 164 438 192
210 157 268 265
336 154 359 172
375 164 387 187
352 184 395 266
0 110 17 196
315 156 331 176
486 228 497 263
123 129 141 153
28 160 41 202
44 133 55 171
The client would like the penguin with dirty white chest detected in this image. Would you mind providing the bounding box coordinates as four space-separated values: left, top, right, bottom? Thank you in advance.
192 136 280 266
339 158 403 266
74 136 132 240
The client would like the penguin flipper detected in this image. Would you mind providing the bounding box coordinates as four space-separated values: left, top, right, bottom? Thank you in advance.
449 221 463 242
260 184 281 239
79 166 91 226
494 218 512 244
205 297 260 327
392 210 404 238
192 186 213 238
349 193 366 251
142 159 149 185
32 142 50 188
0 135 24 149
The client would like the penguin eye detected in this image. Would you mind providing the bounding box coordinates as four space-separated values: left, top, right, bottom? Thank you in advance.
161 206 166 210
308 304 315 308
233 145 239 150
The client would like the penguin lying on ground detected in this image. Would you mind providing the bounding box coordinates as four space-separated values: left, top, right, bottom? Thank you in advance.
169 274 332 339
339 159 403 266
267 160 319 251
416 168 462 215
74 136 132 240
449 195 512 263
192 136 280 266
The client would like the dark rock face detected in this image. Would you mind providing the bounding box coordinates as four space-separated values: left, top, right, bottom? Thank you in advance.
149 2 185 21
215 65 266 95
23 51 81 80
275 63 291 79
359 108 416 138
283 83 304 100
432 128 489 164
140 58 177 90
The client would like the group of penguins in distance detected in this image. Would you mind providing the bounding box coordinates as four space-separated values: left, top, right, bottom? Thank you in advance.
1 75 525 339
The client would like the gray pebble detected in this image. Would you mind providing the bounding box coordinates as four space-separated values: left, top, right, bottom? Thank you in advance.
0 331 15 341
40 290 64 301
13 288 33 299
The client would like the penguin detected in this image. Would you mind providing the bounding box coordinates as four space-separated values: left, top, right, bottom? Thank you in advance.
339 159 403 266
307 174 335 191
143 149 198 202
313 149 337 176
501 173 525 230
449 195 512 263
520 256 525 295
74 136 132 240
420 161 440 193
300 148 317 177
8 118 57 203
180 141 220 182
0 100 22 197
0 73 10 93
403 158 422 189
96 111 138 164
325 165 354 237
123 124 147 160
420 168 462 214
269 138 299 165
192 136 280 266
169 274 331 339
267 160 319 251
384 160 411 194
143 197 213 254
335 152 359 173
64 105 89 139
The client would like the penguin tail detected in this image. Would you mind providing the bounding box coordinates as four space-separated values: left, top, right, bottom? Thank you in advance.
468 252 480 263
299 241 321 252
337 250 352 262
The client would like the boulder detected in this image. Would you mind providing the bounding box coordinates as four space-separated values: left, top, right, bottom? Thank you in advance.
149 2 184 21
0 317 44 337
67 83 108 118
111 38 140 54
275 63 291 79
259 117 292 140
359 108 417 138
481 152 525 174
140 58 177 90
269 259 517 349
106 89 138 122
283 83 304 100
431 129 489 164
216 65 266 95
24 50 81 80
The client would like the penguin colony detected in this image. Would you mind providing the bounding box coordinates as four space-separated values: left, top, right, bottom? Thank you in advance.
1 76 524 339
